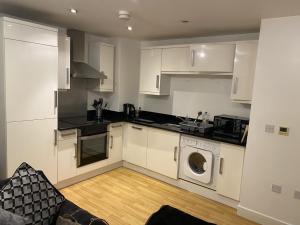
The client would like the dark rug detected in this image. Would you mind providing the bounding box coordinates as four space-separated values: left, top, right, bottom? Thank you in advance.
145 205 216 225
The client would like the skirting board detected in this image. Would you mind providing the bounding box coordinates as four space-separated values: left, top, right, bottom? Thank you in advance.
55 161 123 189
237 205 292 225
123 161 239 209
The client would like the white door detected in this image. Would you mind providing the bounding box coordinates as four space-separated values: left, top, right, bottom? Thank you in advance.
5 39 58 122
216 143 245 200
190 44 236 73
231 41 258 102
99 44 114 92
57 130 77 182
147 128 180 179
108 123 123 164
58 34 70 90
139 49 162 94
161 47 190 72
123 124 147 168
6 119 58 184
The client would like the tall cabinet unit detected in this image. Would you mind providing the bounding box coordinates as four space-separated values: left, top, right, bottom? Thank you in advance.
0 17 58 184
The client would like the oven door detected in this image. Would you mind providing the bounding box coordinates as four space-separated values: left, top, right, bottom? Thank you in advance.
77 132 108 167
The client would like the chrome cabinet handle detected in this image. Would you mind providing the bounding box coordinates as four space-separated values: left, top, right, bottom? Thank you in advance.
110 135 114 149
54 129 57 146
60 131 76 137
54 90 58 112
219 157 224 175
156 75 160 89
66 68 70 85
191 49 195 66
111 124 122 128
174 146 178 161
132 126 142 130
233 77 239 95
73 143 77 158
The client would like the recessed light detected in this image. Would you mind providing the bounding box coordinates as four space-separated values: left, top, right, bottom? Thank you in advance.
127 26 133 31
70 8 78 14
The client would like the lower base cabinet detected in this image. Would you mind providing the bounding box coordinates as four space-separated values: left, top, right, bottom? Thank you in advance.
216 143 245 200
123 124 148 168
108 123 123 164
58 129 77 182
147 128 180 179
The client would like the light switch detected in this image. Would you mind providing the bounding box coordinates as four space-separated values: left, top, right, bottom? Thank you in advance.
265 124 275 134
279 127 289 136
272 184 282 194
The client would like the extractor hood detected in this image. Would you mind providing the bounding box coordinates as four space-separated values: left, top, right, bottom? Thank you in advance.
67 29 107 80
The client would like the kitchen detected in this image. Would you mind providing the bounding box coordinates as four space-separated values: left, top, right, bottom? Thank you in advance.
0 2 299 225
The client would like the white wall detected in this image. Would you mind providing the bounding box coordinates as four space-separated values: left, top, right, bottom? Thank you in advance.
238 16 300 225
139 33 258 119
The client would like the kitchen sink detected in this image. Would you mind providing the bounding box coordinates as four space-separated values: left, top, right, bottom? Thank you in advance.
162 123 181 128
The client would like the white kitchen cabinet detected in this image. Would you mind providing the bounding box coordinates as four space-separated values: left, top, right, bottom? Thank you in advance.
216 143 245 201
161 47 191 73
108 123 123 164
4 38 58 122
6 119 58 184
231 41 258 103
139 48 170 95
88 43 114 92
123 123 148 168
189 44 236 73
147 128 180 179
58 34 71 90
58 129 77 182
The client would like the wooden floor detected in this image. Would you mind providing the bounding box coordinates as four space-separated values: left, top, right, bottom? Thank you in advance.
60 167 259 225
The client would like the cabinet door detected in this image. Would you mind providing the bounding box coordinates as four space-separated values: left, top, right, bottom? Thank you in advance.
123 124 147 168
5 39 58 122
58 130 77 182
147 128 180 179
6 119 58 184
108 123 123 164
58 35 71 90
217 143 245 200
190 44 236 73
161 47 190 72
231 41 258 103
139 49 162 94
99 44 114 92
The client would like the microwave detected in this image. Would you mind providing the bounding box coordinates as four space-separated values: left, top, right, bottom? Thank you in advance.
213 115 249 144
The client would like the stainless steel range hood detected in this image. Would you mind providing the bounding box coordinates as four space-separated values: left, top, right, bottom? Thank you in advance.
67 29 107 80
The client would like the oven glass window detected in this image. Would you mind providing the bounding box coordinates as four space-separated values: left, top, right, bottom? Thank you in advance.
79 134 108 167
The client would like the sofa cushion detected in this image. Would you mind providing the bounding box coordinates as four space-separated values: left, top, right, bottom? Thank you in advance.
0 207 29 225
0 162 65 225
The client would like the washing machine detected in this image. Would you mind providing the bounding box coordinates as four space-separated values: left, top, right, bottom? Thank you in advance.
179 135 220 190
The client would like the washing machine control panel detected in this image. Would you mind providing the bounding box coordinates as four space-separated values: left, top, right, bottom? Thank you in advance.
181 135 220 154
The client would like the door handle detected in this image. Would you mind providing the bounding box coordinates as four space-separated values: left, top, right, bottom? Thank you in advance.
54 129 57 146
156 75 160 89
110 135 114 149
66 68 70 85
132 126 142 130
174 146 178 161
73 143 77 158
219 157 224 175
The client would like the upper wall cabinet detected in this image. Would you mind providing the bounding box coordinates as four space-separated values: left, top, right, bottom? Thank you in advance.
88 42 115 92
161 47 191 73
139 48 170 95
58 34 71 90
189 44 236 74
231 41 258 104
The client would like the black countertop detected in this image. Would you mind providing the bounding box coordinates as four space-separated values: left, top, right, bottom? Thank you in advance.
58 110 246 147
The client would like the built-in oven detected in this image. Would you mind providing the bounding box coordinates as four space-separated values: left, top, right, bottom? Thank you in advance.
77 124 109 167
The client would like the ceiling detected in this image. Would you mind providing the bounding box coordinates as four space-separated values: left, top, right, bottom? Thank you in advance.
1 0 300 40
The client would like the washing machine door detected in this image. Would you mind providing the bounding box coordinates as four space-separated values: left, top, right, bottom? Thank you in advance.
184 148 213 184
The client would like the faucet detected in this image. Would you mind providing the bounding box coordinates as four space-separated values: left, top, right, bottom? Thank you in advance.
176 115 189 123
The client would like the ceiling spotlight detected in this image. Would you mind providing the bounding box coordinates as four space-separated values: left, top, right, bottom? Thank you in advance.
70 8 78 14
127 26 133 31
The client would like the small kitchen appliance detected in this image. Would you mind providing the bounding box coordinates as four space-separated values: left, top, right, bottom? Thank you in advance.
213 114 249 144
123 103 136 119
